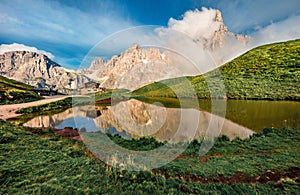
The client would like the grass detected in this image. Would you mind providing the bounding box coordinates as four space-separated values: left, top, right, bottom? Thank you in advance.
132 39 300 101
1 119 299 194
94 88 131 102
0 76 41 104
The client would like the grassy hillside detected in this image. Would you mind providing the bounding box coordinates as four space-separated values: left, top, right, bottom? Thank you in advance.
133 39 300 100
0 76 41 104
1 119 299 193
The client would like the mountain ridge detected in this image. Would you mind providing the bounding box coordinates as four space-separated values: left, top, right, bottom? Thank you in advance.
0 50 89 94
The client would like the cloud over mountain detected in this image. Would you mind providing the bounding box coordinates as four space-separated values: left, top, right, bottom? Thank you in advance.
159 8 250 68
0 43 55 60
168 8 223 41
162 7 300 66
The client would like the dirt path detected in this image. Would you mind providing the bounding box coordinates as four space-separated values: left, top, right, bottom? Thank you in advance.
0 95 71 120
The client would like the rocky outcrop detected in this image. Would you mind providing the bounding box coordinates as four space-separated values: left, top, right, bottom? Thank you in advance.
195 9 250 64
0 51 89 94
170 9 250 51
88 44 179 90
78 58 107 75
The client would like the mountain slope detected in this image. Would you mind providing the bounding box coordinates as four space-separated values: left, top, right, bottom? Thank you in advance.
0 51 89 94
88 44 171 90
0 75 41 104
133 39 300 100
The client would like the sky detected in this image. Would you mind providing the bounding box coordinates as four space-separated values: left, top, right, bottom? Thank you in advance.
0 0 299 69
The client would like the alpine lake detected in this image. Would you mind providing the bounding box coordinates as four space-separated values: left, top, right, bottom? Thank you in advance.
22 98 300 142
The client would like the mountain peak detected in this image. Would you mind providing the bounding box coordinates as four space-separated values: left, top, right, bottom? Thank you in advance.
0 50 89 93
128 43 141 51
0 43 55 60
215 10 223 22
89 43 169 89
167 8 249 51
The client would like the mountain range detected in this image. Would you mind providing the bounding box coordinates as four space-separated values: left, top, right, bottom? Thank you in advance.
0 9 251 92
83 9 250 90
1 9 297 97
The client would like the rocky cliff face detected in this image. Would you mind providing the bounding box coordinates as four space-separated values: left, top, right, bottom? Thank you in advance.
202 10 249 50
79 58 107 75
170 9 250 51
195 9 250 64
88 44 180 90
0 51 89 93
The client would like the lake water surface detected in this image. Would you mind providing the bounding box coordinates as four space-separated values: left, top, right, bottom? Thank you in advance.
23 99 299 142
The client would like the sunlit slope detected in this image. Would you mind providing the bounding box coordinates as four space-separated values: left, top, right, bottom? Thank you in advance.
133 39 300 100
0 76 41 104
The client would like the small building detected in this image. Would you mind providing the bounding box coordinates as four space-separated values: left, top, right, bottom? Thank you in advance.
33 87 58 96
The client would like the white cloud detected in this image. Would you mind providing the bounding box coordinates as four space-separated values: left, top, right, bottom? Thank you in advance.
0 0 135 47
160 8 300 71
157 8 250 72
213 0 300 33
250 15 300 47
168 8 221 40
0 43 55 59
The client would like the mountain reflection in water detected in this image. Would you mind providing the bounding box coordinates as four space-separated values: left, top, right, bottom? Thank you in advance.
23 99 254 142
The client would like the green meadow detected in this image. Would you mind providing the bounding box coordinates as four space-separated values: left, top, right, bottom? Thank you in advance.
0 76 41 104
1 119 299 194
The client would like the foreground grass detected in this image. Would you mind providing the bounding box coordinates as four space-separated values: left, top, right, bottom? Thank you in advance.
0 120 299 194
132 39 300 100
0 76 41 104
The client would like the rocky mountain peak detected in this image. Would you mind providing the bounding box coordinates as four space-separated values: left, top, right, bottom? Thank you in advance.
0 50 89 94
88 44 170 89
89 58 106 70
127 43 141 51
119 44 164 63
206 9 249 50
215 10 223 22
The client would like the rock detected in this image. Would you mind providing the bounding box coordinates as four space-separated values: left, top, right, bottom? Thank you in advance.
90 44 173 90
0 51 90 94
78 58 107 75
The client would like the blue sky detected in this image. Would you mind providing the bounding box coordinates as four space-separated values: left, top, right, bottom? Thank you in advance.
0 0 299 69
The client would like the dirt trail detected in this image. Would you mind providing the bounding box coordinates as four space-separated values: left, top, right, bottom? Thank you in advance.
0 95 71 120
